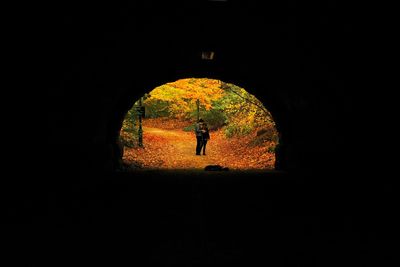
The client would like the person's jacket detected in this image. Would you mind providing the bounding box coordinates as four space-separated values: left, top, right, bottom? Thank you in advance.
195 123 203 137
202 129 210 140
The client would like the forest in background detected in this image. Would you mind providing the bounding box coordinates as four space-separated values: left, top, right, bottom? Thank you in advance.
120 78 278 169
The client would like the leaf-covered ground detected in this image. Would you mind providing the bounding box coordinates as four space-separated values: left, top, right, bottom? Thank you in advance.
123 119 275 170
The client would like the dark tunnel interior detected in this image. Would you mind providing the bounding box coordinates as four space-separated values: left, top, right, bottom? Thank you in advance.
36 1 397 265
51 1 359 174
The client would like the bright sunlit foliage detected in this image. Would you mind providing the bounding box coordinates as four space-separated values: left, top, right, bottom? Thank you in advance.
121 78 278 170
146 78 224 116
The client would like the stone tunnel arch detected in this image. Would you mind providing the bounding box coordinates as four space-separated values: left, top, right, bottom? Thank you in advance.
106 71 291 172
50 2 354 177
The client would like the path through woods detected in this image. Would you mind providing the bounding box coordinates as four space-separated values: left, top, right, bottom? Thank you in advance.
123 124 275 170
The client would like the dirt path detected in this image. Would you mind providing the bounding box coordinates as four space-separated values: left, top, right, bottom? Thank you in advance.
123 126 275 170
143 127 220 168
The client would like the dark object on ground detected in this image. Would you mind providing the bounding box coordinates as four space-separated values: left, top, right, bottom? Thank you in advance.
118 161 143 172
204 165 229 171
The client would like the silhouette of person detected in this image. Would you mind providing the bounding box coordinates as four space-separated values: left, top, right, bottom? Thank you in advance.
201 122 210 155
195 118 204 155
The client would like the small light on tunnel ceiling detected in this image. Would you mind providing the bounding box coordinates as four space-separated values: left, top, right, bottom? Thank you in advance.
201 51 215 60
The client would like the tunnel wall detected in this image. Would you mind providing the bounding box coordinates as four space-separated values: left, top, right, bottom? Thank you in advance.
49 2 362 178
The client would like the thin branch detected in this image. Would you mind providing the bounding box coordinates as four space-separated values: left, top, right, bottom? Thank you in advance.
222 84 271 117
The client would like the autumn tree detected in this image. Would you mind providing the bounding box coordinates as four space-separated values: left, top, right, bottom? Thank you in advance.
144 78 224 119
120 108 139 147
122 78 278 143
218 82 276 138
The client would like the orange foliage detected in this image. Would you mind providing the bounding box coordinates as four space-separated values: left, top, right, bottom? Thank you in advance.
141 118 192 130
123 118 275 170
147 78 224 117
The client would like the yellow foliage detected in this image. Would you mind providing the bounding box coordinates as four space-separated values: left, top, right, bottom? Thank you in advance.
145 78 224 115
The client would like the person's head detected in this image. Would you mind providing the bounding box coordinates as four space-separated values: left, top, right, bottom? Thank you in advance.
198 118 204 123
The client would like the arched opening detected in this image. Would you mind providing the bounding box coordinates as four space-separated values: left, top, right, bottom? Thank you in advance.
118 78 280 171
